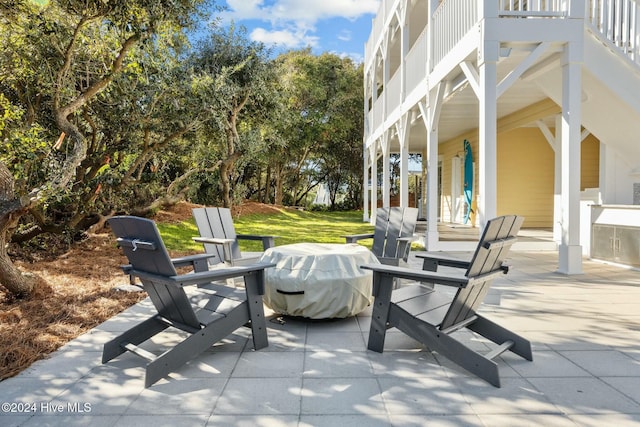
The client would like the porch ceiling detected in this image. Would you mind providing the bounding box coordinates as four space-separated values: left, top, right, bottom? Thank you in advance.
390 46 563 153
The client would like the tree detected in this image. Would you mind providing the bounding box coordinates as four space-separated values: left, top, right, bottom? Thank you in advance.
0 0 209 297
316 58 364 209
272 50 364 208
188 24 276 208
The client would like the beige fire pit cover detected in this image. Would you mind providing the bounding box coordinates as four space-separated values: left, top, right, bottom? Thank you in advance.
260 243 379 319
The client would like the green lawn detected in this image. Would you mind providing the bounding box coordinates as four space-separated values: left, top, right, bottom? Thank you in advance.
157 209 377 253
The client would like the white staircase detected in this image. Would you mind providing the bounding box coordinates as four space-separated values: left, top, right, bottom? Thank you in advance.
533 22 640 162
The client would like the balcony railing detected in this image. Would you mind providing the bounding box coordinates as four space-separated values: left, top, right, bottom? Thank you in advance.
386 69 402 113
365 0 399 70
587 0 640 63
498 0 566 16
373 96 384 131
368 1 639 70
405 28 428 95
366 0 640 137
432 0 478 67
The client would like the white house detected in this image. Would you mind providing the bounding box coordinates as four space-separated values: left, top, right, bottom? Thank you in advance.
363 0 640 274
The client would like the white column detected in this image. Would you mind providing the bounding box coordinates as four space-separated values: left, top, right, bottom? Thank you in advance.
398 14 410 209
424 0 440 249
421 147 428 219
553 115 562 243
400 142 409 207
558 41 583 275
419 93 442 250
370 143 378 222
363 145 370 222
382 133 391 207
426 125 439 249
363 68 372 222
397 114 410 207
478 40 499 229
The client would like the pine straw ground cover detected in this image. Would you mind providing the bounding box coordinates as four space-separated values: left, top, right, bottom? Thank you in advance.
0 201 274 381
0 233 146 380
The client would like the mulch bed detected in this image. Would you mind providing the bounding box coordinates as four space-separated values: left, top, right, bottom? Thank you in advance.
0 232 145 380
0 201 284 381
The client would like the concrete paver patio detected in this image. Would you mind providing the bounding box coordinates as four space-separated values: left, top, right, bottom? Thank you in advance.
1 250 640 426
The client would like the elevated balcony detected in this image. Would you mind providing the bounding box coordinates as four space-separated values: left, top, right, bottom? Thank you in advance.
364 0 640 164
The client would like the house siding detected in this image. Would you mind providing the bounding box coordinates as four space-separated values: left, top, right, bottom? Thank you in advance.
498 128 555 228
581 134 600 190
437 127 600 229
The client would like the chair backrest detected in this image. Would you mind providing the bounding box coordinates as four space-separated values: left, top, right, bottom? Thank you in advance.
440 215 524 331
108 216 201 329
372 207 419 260
193 207 242 261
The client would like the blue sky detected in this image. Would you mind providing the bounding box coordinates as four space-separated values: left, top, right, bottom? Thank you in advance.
215 0 381 62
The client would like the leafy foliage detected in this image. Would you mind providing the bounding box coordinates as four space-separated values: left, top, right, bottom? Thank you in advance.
270 50 364 209
0 1 366 298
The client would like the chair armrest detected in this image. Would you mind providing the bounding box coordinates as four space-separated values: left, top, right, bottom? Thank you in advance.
360 263 469 290
236 234 277 250
344 233 374 243
128 262 277 288
171 253 219 268
193 236 234 263
416 252 471 271
120 253 218 276
192 236 235 245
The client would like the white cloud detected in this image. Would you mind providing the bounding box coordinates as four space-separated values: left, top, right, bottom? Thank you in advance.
331 50 364 64
337 30 352 42
250 27 319 49
222 0 380 51
224 0 379 24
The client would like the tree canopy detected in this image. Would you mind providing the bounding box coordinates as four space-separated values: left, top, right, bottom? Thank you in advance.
0 1 365 298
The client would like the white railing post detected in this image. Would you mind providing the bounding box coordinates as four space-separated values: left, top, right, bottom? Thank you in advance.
567 0 586 18
631 2 640 63
479 0 499 19
586 0 640 65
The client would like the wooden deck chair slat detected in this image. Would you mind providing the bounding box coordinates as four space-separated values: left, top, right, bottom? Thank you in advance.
372 208 391 257
382 207 404 258
192 208 224 264
213 207 242 260
193 207 276 268
347 207 418 265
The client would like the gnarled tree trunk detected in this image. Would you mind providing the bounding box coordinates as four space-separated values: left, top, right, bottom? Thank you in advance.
0 162 37 297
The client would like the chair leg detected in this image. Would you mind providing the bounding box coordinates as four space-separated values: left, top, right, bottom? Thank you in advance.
367 273 395 352
102 317 168 363
468 314 533 361
243 271 268 350
144 305 253 387
394 317 502 387
432 327 502 387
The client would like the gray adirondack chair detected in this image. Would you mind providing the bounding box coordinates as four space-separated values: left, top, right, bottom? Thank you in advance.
192 207 276 267
103 215 274 387
345 207 419 266
360 215 532 387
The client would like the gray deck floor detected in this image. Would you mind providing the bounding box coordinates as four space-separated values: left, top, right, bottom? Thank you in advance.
2 249 640 426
